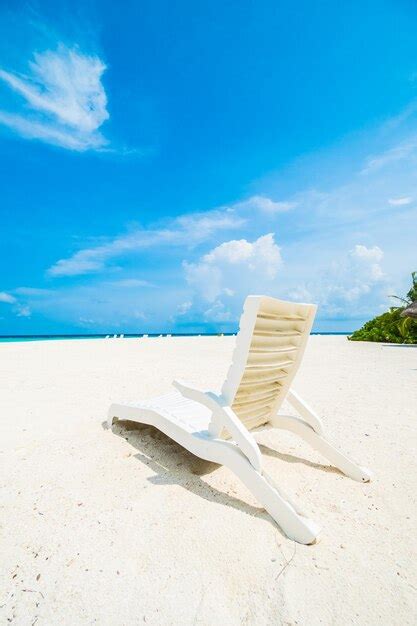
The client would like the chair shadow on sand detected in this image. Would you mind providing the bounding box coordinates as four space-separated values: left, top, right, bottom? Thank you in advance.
102 419 340 533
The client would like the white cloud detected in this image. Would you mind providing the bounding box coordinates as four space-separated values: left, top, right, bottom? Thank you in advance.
48 253 103 277
288 243 387 316
108 279 154 288
362 137 417 174
201 234 281 278
350 245 385 284
203 239 256 264
351 244 383 262
388 196 413 206
234 195 296 214
0 290 32 318
16 305 31 318
203 300 233 322
0 291 16 303
176 301 192 315
0 44 109 151
132 310 147 320
175 211 245 239
0 111 105 151
46 192 290 279
184 233 282 305
181 236 387 326
47 210 245 277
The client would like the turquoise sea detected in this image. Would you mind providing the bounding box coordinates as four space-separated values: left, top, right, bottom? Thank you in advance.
0 333 350 343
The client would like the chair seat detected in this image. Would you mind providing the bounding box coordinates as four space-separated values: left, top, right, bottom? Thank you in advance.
132 390 212 434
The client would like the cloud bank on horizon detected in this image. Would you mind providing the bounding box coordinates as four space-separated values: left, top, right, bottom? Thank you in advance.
0 2 416 333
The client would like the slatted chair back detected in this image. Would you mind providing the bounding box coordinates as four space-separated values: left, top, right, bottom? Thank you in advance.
221 296 317 431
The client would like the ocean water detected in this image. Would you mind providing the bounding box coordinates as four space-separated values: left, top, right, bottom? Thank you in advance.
0 332 350 343
0 335 114 343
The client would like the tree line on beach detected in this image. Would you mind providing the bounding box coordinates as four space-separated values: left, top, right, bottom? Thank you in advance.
349 272 417 344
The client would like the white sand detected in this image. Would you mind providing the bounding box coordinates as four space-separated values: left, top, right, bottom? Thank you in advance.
0 336 416 625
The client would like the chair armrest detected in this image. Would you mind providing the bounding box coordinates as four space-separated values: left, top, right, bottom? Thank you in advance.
172 379 221 413
287 388 324 434
173 379 262 471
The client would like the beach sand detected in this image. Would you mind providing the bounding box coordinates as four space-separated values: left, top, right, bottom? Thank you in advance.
1 336 416 625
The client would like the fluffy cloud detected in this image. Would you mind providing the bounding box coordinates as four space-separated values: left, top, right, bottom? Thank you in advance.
0 44 109 150
183 233 282 321
286 244 387 318
204 233 281 276
351 244 383 262
178 235 390 328
184 234 282 302
350 244 384 283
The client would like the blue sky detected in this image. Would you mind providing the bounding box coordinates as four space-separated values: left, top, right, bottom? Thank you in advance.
0 0 416 334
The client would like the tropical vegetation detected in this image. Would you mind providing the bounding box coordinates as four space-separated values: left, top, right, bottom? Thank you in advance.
348 272 417 344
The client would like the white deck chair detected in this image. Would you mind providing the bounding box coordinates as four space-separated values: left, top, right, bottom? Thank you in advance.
108 296 371 544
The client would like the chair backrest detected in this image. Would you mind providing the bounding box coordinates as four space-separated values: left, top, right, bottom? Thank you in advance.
221 296 317 431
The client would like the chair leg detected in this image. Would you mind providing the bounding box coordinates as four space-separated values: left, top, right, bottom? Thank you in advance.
270 414 372 482
107 404 320 544
222 447 321 544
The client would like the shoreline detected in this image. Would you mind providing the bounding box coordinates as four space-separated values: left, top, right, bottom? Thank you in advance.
0 331 354 344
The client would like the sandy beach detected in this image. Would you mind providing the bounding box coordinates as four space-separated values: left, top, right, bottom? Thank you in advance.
0 335 416 625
